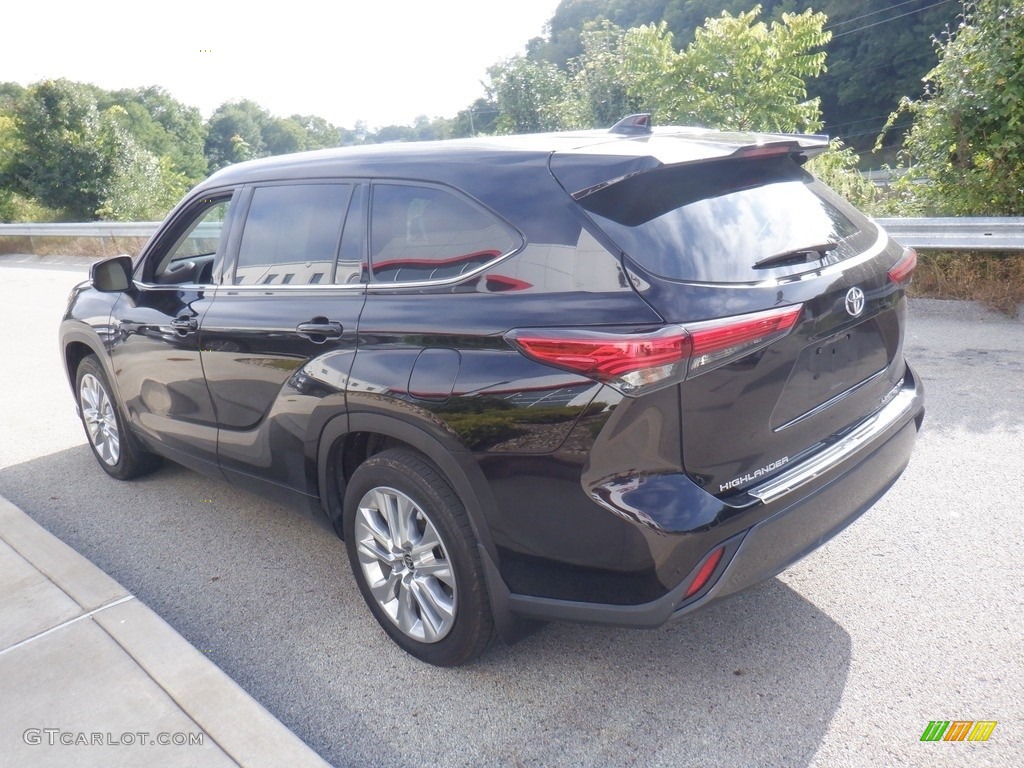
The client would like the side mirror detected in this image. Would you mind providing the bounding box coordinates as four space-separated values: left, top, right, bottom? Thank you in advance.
91 255 134 292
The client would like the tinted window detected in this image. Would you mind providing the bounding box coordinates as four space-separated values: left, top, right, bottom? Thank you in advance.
149 195 233 285
370 184 516 282
234 184 350 286
579 157 876 283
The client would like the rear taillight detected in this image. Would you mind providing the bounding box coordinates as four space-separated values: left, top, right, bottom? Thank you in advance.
686 304 802 378
506 304 802 396
507 325 692 395
888 247 917 287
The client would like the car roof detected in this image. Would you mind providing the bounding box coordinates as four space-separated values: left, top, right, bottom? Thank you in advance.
203 126 830 189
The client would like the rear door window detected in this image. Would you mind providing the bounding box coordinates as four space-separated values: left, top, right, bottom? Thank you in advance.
577 156 877 283
369 183 518 283
234 183 351 286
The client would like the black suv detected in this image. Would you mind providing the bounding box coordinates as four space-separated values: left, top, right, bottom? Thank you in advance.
61 116 924 666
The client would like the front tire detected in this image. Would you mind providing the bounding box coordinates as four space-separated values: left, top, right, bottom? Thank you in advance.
76 354 160 480
343 448 495 666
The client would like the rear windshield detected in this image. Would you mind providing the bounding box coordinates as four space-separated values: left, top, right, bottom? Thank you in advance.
577 156 877 283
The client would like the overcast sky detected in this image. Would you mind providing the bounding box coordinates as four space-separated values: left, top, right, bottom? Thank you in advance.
2 0 561 128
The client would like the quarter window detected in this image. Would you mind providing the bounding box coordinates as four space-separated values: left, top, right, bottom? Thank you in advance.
369 184 516 282
234 184 350 286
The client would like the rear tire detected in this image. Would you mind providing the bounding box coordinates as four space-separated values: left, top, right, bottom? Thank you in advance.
343 448 496 666
76 355 160 480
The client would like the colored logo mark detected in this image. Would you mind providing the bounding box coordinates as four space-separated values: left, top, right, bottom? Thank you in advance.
920 721 997 742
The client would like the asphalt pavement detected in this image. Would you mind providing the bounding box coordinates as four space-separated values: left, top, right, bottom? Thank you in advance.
0 254 1021 767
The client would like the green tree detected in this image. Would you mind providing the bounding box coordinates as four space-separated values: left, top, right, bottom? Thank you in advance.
206 104 348 166
569 21 644 127
8 80 194 221
806 139 883 213
412 115 455 141
487 7 830 135
0 82 26 112
96 106 189 220
0 111 27 220
809 0 961 152
289 114 341 149
884 1 1024 215
539 1 795 68
205 100 270 171
262 116 307 155
452 98 500 137
374 123 416 143
485 57 583 133
10 79 113 219
615 8 830 133
533 1 960 149
100 87 208 182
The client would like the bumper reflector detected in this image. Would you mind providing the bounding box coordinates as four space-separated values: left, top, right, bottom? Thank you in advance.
685 547 725 599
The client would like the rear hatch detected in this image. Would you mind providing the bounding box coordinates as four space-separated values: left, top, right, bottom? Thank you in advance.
552 144 913 496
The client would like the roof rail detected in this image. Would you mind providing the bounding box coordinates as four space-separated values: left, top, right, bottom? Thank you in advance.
609 114 652 136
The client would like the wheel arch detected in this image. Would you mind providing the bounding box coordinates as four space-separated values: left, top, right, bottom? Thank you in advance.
65 340 95 381
316 409 537 645
317 412 497 553
60 328 111 405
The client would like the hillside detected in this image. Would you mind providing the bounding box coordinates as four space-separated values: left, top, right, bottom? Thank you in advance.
527 0 963 150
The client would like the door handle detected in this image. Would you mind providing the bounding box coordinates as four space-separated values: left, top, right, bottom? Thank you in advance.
296 320 343 342
170 316 198 334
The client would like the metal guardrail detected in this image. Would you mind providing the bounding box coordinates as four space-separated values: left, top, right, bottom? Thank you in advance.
0 222 162 238
1 218 1022 253
876 217 1024 251
0 222 225 257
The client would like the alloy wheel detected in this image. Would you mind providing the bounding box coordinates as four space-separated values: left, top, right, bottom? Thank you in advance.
353 486 457 643
79 373 120 466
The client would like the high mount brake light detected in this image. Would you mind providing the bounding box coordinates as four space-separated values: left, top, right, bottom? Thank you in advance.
888 247 917 287
732 144 794 159
507 305 803 396
732 136 829 161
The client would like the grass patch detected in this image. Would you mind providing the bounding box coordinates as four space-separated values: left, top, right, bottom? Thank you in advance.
911 251 1024 316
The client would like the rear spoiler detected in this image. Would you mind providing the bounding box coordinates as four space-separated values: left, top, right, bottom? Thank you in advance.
607 114 829 159
551 128 831 199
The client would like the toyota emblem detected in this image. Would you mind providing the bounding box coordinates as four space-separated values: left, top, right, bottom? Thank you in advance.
845 286 865 317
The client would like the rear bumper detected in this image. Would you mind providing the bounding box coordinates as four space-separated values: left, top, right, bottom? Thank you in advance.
503 365 923 627
701 412 918 605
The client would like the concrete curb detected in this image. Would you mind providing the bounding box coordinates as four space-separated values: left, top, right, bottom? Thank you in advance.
0 495 332 768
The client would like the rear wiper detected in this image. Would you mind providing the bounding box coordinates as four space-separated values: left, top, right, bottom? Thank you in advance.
753 241 837 269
